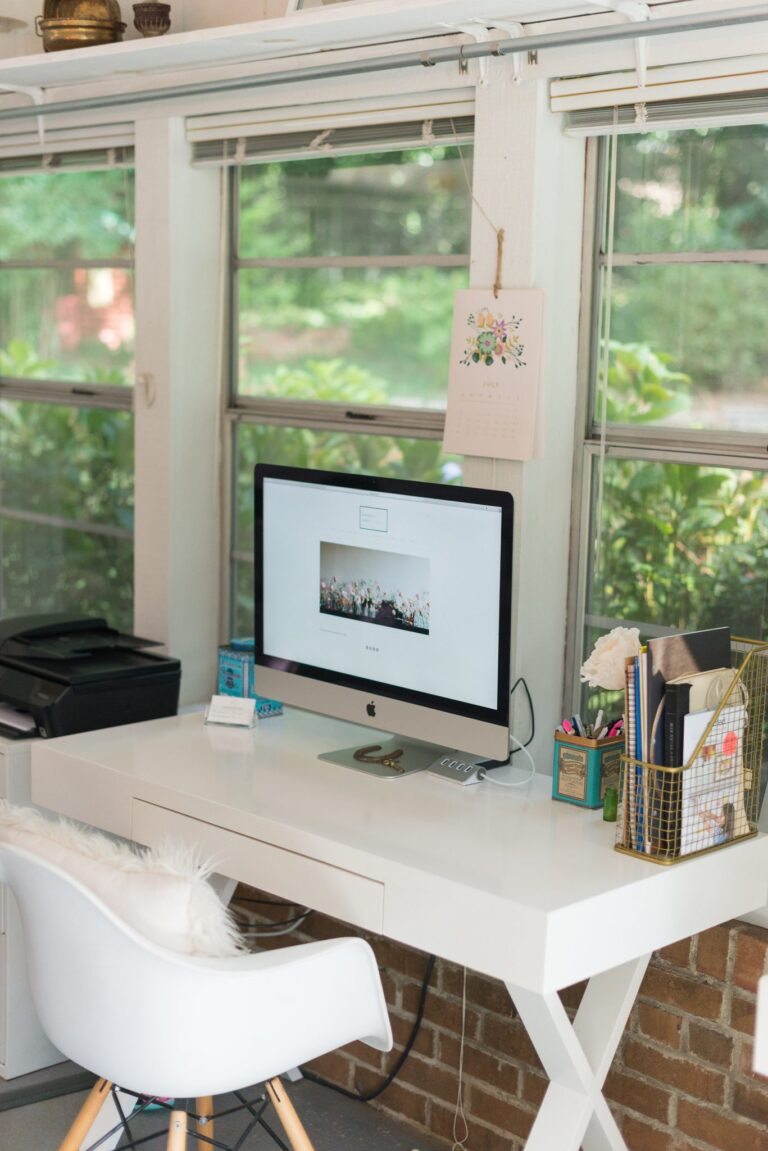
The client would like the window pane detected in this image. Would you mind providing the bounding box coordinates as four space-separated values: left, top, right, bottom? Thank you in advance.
586 456 768 640
0 400 134 630
239 147 471 260
0 169 135 262
230 423 461 635
237 265 464 407
0 269 135 385
613 126 768 253
604 264 768 432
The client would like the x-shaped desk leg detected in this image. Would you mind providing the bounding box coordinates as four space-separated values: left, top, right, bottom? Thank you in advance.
506 953 651 1151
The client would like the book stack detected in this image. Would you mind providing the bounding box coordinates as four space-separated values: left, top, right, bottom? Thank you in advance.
617 626 751 860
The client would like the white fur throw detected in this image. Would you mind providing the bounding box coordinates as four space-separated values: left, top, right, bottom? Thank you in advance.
0 802 244 958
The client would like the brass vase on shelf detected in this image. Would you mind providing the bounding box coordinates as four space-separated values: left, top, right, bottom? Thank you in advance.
36 0 126 51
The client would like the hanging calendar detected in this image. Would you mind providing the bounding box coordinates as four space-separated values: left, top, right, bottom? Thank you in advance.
443 288 544 461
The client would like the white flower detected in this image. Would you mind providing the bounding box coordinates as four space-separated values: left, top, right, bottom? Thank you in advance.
579 626 642 690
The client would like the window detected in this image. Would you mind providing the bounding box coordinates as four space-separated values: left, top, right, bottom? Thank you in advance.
0 162 135 630
228 132 471 635
572 124 768 704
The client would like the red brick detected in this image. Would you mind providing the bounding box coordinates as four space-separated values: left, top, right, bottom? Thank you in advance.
440 967 513 1017
395 1052 464 1106
431 1102 514 1151
657 937 693 970
389 1013 435 1060
468 1085 536 1141
733 927 768 994
400 979 428 1016
304 1050 355 1089
559 980 587 1012
695 924 732 982
623 1039 727 1103
733 1079 768 1127
604 1069 672 1122
520 1071 547 1108
481 1014 542 1070
637 1003 683 1049
621 1114 698 1151
741 1039 768 1083
677 1098 768 1151
640 966 724 1021
370 939 432 981
439 1035 519 1094
354 1075 427 1125
688 1022 734 1068
731 992 757 1034
422 992 480 1040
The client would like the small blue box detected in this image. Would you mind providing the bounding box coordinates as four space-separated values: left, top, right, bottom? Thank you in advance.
552 733 622 808
217 638 283 719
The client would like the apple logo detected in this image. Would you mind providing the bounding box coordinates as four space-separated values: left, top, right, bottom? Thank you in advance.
366 700 376 717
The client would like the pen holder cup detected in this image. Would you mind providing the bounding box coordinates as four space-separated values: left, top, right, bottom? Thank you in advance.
615 638 768 865
552 733 623 809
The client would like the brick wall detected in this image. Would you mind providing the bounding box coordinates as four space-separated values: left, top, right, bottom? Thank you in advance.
233 889 768 1151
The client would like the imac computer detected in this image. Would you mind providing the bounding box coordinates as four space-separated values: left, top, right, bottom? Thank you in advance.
254 464 514 777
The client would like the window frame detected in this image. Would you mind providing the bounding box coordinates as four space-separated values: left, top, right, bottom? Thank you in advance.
564 131 768 711
225 133 474 629
0 159 136 623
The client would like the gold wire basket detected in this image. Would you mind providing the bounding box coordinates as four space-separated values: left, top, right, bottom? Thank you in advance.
615 638 768 865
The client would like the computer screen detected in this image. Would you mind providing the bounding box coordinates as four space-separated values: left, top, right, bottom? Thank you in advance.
254 465 514 773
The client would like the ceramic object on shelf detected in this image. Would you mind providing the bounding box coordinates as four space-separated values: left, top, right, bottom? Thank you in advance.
132 1 170 37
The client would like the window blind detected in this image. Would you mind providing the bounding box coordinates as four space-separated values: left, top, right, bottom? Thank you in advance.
563 90 768 136
552 51 768 130
192 112 473 166
0 124 134 167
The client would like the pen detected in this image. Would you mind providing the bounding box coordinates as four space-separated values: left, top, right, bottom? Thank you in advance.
562 719 574 735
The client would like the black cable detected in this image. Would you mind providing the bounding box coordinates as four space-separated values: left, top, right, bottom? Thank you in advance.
510 675 535 752
302 953 436 1103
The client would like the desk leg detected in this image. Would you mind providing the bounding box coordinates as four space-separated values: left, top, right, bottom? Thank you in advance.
506 953 651 1151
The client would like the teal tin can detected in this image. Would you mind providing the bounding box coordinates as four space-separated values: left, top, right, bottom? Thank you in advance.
217 638 283 719
552 733 623 809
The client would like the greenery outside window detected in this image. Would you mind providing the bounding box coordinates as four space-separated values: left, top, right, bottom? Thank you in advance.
229 126 472 634
0 161 135 630
571 123 768 710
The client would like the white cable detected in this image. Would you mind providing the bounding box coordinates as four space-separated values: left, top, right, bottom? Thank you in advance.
451 966 469 1151
478 734 536 788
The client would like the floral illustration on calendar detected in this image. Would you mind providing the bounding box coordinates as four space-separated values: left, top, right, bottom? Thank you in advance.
443 288 544 462
459 308 526 369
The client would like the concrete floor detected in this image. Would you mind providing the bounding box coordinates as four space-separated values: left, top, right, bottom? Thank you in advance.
0 1069 447 1151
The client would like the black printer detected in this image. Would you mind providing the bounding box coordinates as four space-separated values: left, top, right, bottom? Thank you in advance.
0 615 181 739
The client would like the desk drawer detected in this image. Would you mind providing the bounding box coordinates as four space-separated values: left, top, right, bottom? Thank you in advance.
131 800 384 934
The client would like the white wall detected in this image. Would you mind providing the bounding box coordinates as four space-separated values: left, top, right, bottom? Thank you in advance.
464 68 585 769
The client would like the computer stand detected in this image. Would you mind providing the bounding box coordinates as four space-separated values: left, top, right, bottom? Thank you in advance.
318 737 442 779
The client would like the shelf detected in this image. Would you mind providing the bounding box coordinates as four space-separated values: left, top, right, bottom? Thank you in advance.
0 0 596 93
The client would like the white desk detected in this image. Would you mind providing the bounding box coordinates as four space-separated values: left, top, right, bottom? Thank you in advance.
30 710 768 1151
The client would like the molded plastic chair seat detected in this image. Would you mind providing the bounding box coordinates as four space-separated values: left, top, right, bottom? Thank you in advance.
0 840 392 1150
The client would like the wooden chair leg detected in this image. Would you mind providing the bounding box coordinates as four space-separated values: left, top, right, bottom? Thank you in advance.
58 1078 113 1151
196 1096 214 1143
167 1109 188 1151
265 1078 317 1151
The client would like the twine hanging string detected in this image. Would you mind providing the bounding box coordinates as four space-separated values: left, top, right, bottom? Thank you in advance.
494 227 505 298
454 124 505 297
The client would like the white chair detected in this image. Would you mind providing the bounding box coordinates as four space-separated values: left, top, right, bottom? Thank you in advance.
0 840 393 1151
